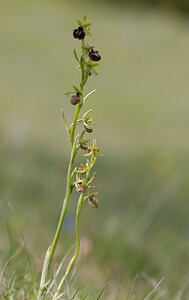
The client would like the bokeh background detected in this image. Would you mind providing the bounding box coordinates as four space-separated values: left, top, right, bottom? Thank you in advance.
0 0 189 298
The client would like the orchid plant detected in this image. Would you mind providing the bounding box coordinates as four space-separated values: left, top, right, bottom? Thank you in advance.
37 16 103 299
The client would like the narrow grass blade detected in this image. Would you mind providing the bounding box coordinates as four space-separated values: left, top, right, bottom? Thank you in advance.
49 243 76 292
66 277 71 300
143 277 165 300
0 255 14 284
127 271 139 300
96 283 108 300
71 287 80 299
8 202 31 268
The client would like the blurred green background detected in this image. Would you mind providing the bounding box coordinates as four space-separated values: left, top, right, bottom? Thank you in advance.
0 0 189 298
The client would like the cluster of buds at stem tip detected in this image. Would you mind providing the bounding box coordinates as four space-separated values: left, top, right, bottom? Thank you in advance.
73 17 101 68
73 26 85 40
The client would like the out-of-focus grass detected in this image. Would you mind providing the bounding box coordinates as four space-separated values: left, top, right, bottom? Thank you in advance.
0 0 189 298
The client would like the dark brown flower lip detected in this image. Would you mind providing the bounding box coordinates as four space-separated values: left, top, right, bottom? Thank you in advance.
73 26 85 40
89 49 101 61
76 183 84 192
84 123 93 133
78 30 85 40
89 196 98 208
80 145 88 151
78 26 84 31
70 92 80 105
73 28 79 38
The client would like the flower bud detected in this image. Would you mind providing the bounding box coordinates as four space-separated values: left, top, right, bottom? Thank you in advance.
80 145 88 151
89 196 98 208
70 92 80 105
73 26 85 40
76 183 84 192
89 49 101 61
77 30 86 40
78 26 84 32
73 29 79 39
77 26 85 39
84 122 93 133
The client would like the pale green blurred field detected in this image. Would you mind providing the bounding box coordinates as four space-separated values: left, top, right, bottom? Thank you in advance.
0 0 189 299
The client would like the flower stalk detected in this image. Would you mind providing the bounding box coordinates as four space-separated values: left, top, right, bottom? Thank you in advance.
37 16 102 299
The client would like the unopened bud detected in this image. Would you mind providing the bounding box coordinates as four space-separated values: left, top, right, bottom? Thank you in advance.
84 122 93 133
80 145 88 151
89 49 101 61
73 26 85 40
89 196 98 208
77 27 86 39
76 183 84 193
73 29 79 39
70 92 80 105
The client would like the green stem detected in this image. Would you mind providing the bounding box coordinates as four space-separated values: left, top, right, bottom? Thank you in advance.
70 100 82 146
38 134 79 299
53 168 91 299
52 192 84 299
38 38 87 300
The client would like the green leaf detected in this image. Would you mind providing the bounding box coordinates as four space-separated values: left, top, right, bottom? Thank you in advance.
69 119 83 134
61 108 69 137
83 109 92 120
73 85 80 93
76 119 83 125
87 172 96 187
80 56 84 73
83 15 87 23
82 46 90 51
83 70 89 86
77 19 82 26
83 151 92 157
82 139 90 144
79 130 85 142
83 23 92 28
83 90 96 103
73 49 79 62
85 29 92 36
65 92 74 96
83 51 89 59
92 63 100 67
90 67 98 76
